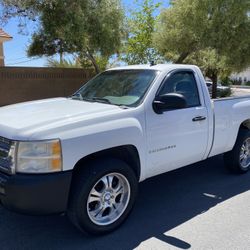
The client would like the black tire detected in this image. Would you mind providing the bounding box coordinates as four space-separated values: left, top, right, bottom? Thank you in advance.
224 129 250 173
67 157 138 235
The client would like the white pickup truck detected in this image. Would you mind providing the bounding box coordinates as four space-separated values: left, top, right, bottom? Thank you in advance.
0 64 250 235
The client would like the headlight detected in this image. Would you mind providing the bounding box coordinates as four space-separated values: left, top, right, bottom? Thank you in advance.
16 140 62 173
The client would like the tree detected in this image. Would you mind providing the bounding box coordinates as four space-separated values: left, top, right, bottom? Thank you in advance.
1 0 125 73
123 0 162 65
0 0 54 25
78 54 109 73
46 58 81 68
154 0 250 98
187 48 232 89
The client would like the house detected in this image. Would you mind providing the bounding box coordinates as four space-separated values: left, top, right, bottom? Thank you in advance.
231 68 250 84
0 28 12 66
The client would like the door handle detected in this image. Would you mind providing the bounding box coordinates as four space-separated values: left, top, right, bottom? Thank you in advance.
192 116 206 122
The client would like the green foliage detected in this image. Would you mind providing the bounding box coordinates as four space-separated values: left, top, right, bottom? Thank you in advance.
1 0 125 73
218 87 232 98
154 0 250 98
46 54 109 72
231 79 242 85
185 48 232 81
46 58 81 68
0 0 55 25
220 76 232 86
79 54 109 73
154 0 203 63
123 0 162 65
27 33 69 58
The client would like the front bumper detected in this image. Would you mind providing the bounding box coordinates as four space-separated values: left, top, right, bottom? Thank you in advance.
0 170 72 215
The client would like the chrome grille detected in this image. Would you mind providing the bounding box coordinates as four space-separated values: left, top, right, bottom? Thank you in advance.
0 136 13 174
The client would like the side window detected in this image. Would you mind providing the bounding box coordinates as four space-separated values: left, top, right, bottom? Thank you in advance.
159 71 200 108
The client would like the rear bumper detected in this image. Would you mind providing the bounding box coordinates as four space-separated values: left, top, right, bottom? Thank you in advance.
0 170 72 215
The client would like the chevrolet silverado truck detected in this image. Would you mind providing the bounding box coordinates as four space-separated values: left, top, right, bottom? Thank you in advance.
0 64 250 235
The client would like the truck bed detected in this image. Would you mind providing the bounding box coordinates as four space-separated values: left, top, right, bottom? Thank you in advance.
209 95 250 157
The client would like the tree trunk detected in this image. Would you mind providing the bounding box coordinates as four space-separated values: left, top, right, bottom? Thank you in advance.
59 40 63 64
175 52 190 64
211 73 218 99
59 52 63 64
86 48 100 74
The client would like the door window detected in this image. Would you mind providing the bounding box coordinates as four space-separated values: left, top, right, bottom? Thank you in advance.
159 71 200 107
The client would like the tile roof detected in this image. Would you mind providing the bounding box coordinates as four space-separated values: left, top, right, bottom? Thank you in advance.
0 28 12 39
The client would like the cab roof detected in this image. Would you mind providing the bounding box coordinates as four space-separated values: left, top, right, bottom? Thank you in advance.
108 64 198 73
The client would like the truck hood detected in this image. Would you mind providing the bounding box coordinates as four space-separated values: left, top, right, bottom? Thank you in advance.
0 98 121 140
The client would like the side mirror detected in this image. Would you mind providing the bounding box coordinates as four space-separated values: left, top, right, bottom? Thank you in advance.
153 93 187 114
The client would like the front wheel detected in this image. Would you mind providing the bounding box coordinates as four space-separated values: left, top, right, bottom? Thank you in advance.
67 158 138 235
224 129 250 173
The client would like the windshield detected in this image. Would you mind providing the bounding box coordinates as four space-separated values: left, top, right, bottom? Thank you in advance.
72 70 159 107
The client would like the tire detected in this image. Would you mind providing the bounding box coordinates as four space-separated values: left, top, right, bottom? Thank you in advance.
67 157 138 235
224 129 250 173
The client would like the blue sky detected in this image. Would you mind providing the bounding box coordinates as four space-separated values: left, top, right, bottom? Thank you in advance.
1 0 169 67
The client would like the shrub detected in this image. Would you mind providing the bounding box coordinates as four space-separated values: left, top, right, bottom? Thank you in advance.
230 79 242 85
218 88 232 98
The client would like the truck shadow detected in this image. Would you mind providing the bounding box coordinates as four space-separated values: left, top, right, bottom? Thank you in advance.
0 155 250 250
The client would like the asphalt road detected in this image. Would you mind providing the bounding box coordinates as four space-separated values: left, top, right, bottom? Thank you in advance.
1 155 250 250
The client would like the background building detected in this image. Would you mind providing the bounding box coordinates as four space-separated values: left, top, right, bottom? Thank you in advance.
231 68 250 84
0 28 12 66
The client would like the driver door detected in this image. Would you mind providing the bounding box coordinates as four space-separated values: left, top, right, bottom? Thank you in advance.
145 70 209 178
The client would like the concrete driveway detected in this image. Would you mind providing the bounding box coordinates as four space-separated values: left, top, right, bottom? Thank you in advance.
1 155 250 250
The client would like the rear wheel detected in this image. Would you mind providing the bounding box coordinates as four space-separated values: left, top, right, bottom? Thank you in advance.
224 129 250 173
67 158 138 235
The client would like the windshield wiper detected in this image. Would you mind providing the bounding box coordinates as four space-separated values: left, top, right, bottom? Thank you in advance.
70 94 96 102
70 94 111 104
70 95 129 108
91 97 112 104
92 97 130 108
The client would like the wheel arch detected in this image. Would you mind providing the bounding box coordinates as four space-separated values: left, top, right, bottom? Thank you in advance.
232 119 250 148
240 119 250 130
72 145 141 181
